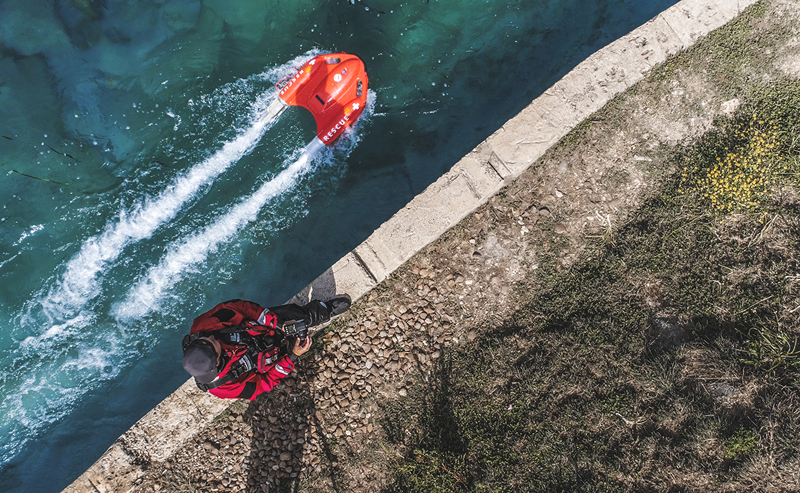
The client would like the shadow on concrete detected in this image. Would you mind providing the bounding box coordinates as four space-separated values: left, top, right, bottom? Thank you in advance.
243 286 357 493
286 267 339 306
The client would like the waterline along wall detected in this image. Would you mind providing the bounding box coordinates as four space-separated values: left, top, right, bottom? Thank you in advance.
63 0 758 491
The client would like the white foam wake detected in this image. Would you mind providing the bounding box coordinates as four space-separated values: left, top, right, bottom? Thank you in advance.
38 94 281 322
1 52 328 471
114 139 325 320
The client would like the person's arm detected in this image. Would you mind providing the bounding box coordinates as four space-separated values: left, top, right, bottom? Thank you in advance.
192 299 278 334
224 299 277 327
257 337 310 372
248 337 313 398
208 355 294 400
208 337 312 400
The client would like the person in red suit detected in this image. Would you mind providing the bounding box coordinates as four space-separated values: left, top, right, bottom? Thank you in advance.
182 296 350 400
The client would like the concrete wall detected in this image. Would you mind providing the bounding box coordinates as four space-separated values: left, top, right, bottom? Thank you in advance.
63 0 758 491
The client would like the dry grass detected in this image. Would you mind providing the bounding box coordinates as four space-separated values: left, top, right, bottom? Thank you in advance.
380 3 800 490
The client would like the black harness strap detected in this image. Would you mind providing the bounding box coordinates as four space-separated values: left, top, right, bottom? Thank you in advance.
196 353 256 391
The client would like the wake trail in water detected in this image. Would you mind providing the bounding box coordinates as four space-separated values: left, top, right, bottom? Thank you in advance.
0 82 369 471
114 139 325 321
37 95 280 324
0 94 279 465
0 52 332 472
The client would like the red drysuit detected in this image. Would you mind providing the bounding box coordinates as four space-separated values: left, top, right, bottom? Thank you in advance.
188 299 296 400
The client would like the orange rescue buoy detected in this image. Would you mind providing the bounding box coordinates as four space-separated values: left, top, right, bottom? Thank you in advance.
277 53 369 146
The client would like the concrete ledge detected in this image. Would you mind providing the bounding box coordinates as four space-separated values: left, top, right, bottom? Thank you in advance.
67 381 230 493
289 252 377 305
63 0 758 491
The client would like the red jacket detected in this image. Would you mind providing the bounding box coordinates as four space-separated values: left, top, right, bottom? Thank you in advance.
189 299 295 400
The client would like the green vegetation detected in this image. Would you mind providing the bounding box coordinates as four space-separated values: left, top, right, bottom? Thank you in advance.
379 4 800 491
683 114 785 213
680 80 800 215
381 79 800 492
724 427 757 461
741 325 800 374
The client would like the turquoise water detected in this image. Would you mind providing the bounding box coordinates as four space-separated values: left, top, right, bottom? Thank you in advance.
0 0 677 490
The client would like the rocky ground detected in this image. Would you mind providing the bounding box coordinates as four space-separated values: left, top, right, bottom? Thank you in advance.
132 2 800 492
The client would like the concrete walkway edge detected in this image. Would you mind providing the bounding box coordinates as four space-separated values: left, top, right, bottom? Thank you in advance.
63 1 758 491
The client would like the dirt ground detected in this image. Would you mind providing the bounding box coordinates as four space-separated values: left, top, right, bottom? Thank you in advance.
134 2 800 492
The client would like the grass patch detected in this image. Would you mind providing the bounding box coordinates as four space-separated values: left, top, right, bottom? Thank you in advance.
556 119 594 151
381 80 800 492
683 114 785 213
724 427 758 461
680 79 800 216
740 325 800 374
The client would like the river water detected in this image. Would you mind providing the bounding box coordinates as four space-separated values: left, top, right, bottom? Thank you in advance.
0 0 677 490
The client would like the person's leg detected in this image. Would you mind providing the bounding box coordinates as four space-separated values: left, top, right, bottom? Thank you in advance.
269 300 330 327
269 295 351 328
